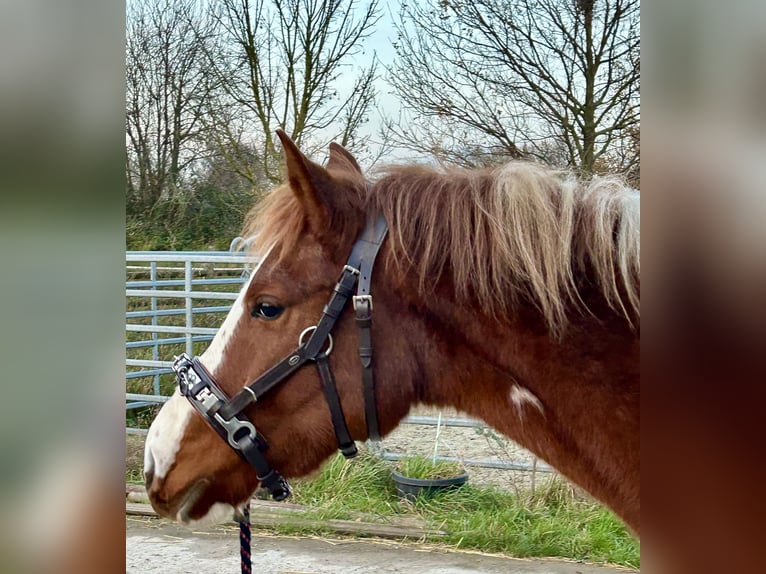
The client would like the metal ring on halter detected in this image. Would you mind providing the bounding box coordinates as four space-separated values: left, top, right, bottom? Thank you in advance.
298 326 334 356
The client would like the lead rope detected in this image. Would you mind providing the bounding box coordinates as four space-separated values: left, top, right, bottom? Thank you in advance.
239 504 251 574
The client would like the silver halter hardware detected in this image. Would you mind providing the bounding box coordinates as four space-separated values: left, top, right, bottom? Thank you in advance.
298 325 334 356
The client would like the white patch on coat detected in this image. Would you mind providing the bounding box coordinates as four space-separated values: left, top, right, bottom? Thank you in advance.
179 502 237 527
144 390 193 480
510 384 545 416
199 246 273 376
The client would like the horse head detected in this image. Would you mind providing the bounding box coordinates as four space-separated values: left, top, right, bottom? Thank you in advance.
143 131 417 524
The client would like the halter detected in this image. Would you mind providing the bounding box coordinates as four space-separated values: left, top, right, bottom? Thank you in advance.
172 212 388 501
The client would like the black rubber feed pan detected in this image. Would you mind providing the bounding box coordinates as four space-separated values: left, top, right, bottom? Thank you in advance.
391 470 468 501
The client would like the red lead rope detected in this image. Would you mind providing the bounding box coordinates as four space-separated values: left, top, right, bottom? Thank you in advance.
239 504 251 574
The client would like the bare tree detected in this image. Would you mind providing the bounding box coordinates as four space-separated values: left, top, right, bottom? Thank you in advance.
203 0 381 184
388 0 640 175
125 0 217 208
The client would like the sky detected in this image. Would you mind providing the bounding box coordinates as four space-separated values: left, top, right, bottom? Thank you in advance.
322 0 411 165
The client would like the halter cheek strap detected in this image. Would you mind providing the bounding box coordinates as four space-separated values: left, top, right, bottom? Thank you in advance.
173 212 388 501
349 212 388 441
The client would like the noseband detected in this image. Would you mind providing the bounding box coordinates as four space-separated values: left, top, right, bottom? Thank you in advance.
172 212 388 501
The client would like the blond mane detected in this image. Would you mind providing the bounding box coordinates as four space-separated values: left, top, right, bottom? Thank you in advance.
245 183 305 262
245 160 640 335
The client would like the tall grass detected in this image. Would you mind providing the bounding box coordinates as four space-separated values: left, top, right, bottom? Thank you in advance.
394 455 464 479
286 452 639 568
290 451 400 518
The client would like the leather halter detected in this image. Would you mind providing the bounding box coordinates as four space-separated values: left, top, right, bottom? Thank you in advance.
172 212 388 501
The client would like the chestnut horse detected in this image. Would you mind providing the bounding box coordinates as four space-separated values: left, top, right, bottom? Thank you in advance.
144 130 639 534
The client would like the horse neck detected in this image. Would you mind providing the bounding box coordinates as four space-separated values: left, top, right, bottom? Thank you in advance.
375 281 640 532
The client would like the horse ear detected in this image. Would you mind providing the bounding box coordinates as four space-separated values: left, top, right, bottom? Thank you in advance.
327 142 362 175
276 129 335 235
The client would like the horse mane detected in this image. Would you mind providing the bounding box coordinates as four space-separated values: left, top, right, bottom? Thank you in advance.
245 160 640 336
245 183 305 263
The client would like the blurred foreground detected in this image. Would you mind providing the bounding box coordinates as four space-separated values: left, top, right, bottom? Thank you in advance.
0 0 765 572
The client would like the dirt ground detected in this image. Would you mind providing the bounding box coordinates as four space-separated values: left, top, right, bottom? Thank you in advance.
127 516 635 574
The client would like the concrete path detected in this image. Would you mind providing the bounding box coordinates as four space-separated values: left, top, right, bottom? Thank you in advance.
127 517 636 574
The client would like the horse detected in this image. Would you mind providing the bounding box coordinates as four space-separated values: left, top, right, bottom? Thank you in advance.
143 130 640 534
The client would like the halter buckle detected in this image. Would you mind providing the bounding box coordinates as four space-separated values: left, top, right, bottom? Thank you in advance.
353 295 373 313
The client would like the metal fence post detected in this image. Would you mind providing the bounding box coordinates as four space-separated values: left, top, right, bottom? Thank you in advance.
150 260 160 395
185 259 193 357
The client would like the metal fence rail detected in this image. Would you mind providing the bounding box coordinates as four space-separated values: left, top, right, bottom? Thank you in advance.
125 251 253 414
125 250 547 473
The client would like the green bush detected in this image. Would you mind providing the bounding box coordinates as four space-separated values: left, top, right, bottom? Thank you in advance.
126 182 261 251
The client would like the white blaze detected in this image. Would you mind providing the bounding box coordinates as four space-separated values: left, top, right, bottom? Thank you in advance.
144 390 193 480
144 248 272 485
199 247 272 375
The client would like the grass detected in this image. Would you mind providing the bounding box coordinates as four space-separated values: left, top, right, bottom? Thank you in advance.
288 452 639 569
430 481 640 567
394 455 465 480
126 439 638 569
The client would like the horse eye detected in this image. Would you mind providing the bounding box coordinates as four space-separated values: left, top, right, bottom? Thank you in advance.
252 302 284 320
